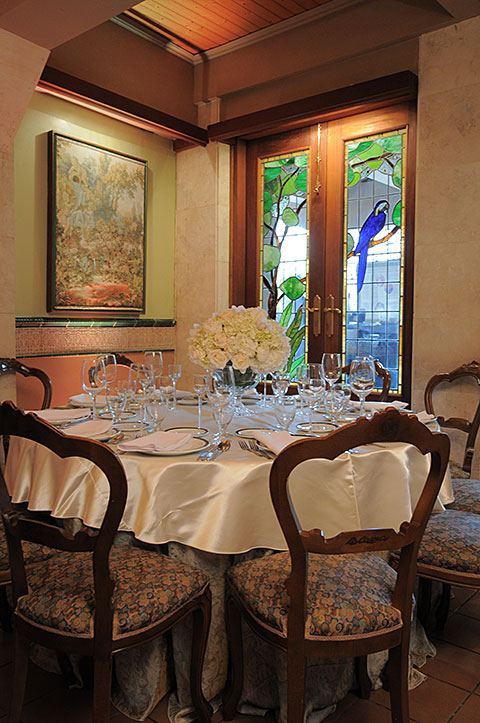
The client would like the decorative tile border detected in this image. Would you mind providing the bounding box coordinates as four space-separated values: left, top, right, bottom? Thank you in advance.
16 317 176 357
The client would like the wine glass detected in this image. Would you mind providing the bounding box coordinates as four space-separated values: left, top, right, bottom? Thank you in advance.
295 364 310 417
168 364 182 409
349 356 376 417
105 381 128 424
192 373 209 429
95 354 117 390
209 395 235 442
81 358 106 420
271 370 291 398
273 395 296 431
129 363 155 422
321 353 342 389
146 396 167 431
144 351 163 383
157 375 175 409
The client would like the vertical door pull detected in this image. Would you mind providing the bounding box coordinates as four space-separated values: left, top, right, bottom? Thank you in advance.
301 295 321 337
324 294 341 337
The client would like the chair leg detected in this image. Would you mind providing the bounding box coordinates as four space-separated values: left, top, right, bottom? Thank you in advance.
222 593 244 721
92 656 112 723
355 655 371 699
287 644 306 723
435 583 451 631
386 639 409 723
190 590 213 723
8 632 30 723
0 586 12 632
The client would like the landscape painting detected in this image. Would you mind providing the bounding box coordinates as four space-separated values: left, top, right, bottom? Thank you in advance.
47 132 147 313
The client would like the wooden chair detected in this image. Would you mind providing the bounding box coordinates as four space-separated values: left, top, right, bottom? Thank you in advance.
222 408 449 723
342 359 391 401
0 359 52 410
0 401 212 723
424 360 480 514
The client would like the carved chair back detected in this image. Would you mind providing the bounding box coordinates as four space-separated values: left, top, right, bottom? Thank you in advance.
0 359 52 410
424 361 480 475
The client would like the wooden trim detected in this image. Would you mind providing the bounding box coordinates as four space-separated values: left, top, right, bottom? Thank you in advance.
38 67 208 147
208 72 417 143
230 141 248 306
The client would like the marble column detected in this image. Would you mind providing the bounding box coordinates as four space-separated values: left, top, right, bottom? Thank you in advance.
0 28 49 401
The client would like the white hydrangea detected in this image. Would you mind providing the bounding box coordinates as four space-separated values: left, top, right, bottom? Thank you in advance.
188 306 290 374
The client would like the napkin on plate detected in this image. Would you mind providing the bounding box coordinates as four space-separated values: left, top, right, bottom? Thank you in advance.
28 408 91 424
415 411 437 425
118 430 193 453
350 400 408 412
252 430 296 455
62 420 113 438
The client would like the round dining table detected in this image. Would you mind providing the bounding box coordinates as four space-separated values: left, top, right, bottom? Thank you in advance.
4 398 453 722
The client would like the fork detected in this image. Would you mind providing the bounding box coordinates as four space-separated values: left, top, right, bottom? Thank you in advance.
238 439 274 459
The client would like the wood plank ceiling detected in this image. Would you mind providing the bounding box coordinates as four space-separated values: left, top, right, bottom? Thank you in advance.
123 0 336 55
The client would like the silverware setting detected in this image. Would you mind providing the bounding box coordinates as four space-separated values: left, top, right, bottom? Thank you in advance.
198 439 231 461
238 439 275 459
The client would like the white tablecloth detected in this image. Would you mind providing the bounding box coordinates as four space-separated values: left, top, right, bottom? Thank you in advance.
5 404 452 554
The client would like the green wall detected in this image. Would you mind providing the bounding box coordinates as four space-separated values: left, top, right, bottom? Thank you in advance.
14 91 176 318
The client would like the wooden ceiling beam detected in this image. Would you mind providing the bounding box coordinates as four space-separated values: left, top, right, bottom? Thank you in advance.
208 71 418 143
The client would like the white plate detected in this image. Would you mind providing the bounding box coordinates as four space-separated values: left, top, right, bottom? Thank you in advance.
296 422 336 434
125 437 209 456
165 426 208 437
177 397 206 406
69 393 106 408
235 427 275 439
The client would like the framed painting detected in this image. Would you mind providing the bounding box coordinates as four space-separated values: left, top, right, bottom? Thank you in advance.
47 132 147 314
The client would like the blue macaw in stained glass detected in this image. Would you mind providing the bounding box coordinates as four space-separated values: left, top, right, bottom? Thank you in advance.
354 200 389 293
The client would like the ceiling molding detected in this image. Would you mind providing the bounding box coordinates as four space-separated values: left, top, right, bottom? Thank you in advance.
110 15 194 63
37 66 208 146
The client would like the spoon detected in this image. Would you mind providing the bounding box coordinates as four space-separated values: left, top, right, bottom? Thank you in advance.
203 439 231 461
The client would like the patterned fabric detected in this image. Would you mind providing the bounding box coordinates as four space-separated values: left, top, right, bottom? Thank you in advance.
418 509 480 574
227 552 402 639
16 546 209 638
449 461 470 479
0 532 54 573
447 478 480 515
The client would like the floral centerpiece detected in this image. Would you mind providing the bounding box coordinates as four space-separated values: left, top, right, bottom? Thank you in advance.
188 306 290 375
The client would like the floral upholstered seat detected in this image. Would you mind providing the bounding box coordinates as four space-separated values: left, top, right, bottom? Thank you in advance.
227 551 402 640
16 545 209 638
447 478 480 515
418 509 480 574
0 533 54 583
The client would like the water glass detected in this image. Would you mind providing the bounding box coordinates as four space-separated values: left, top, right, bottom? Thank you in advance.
146 396 167 430
273 395 296 431
271 370 291 398
106 381 128 424
144 351 163 383
81 358 106 420
321 353 342 388
192 373 209 428
210 398 235 441
168 364 182 409
157 375 176 409
349 356 376 417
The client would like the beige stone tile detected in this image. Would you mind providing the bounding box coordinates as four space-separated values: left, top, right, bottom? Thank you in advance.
419 17 480 97
176 145 218 211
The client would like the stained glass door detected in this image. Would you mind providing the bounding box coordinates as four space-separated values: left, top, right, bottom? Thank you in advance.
244 104 414 398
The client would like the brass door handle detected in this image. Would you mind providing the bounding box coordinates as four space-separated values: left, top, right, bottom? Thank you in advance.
301 294 321 337
323 294 341 337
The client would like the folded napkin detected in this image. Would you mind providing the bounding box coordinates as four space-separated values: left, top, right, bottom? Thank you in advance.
28 408 90 424
63 420 113 438
118 430 193 453
351 400 408 412
252 430 296 455
415 411 437 425
69 393 107 406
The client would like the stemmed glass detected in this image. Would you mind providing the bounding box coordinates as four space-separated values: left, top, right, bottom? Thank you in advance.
295 364 310 417
271 370 291 398
146 395 167 430
192 373 209 429
207 385 235 442
321 353 342 389
273 395 296 432
168 364 182 409
82 358 107 420
129 363 155 422
349 356 376 417
106 380 128 425
144 351 163 384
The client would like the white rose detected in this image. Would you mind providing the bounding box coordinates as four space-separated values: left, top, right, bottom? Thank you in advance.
231 353 250 373
209 349 229 368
